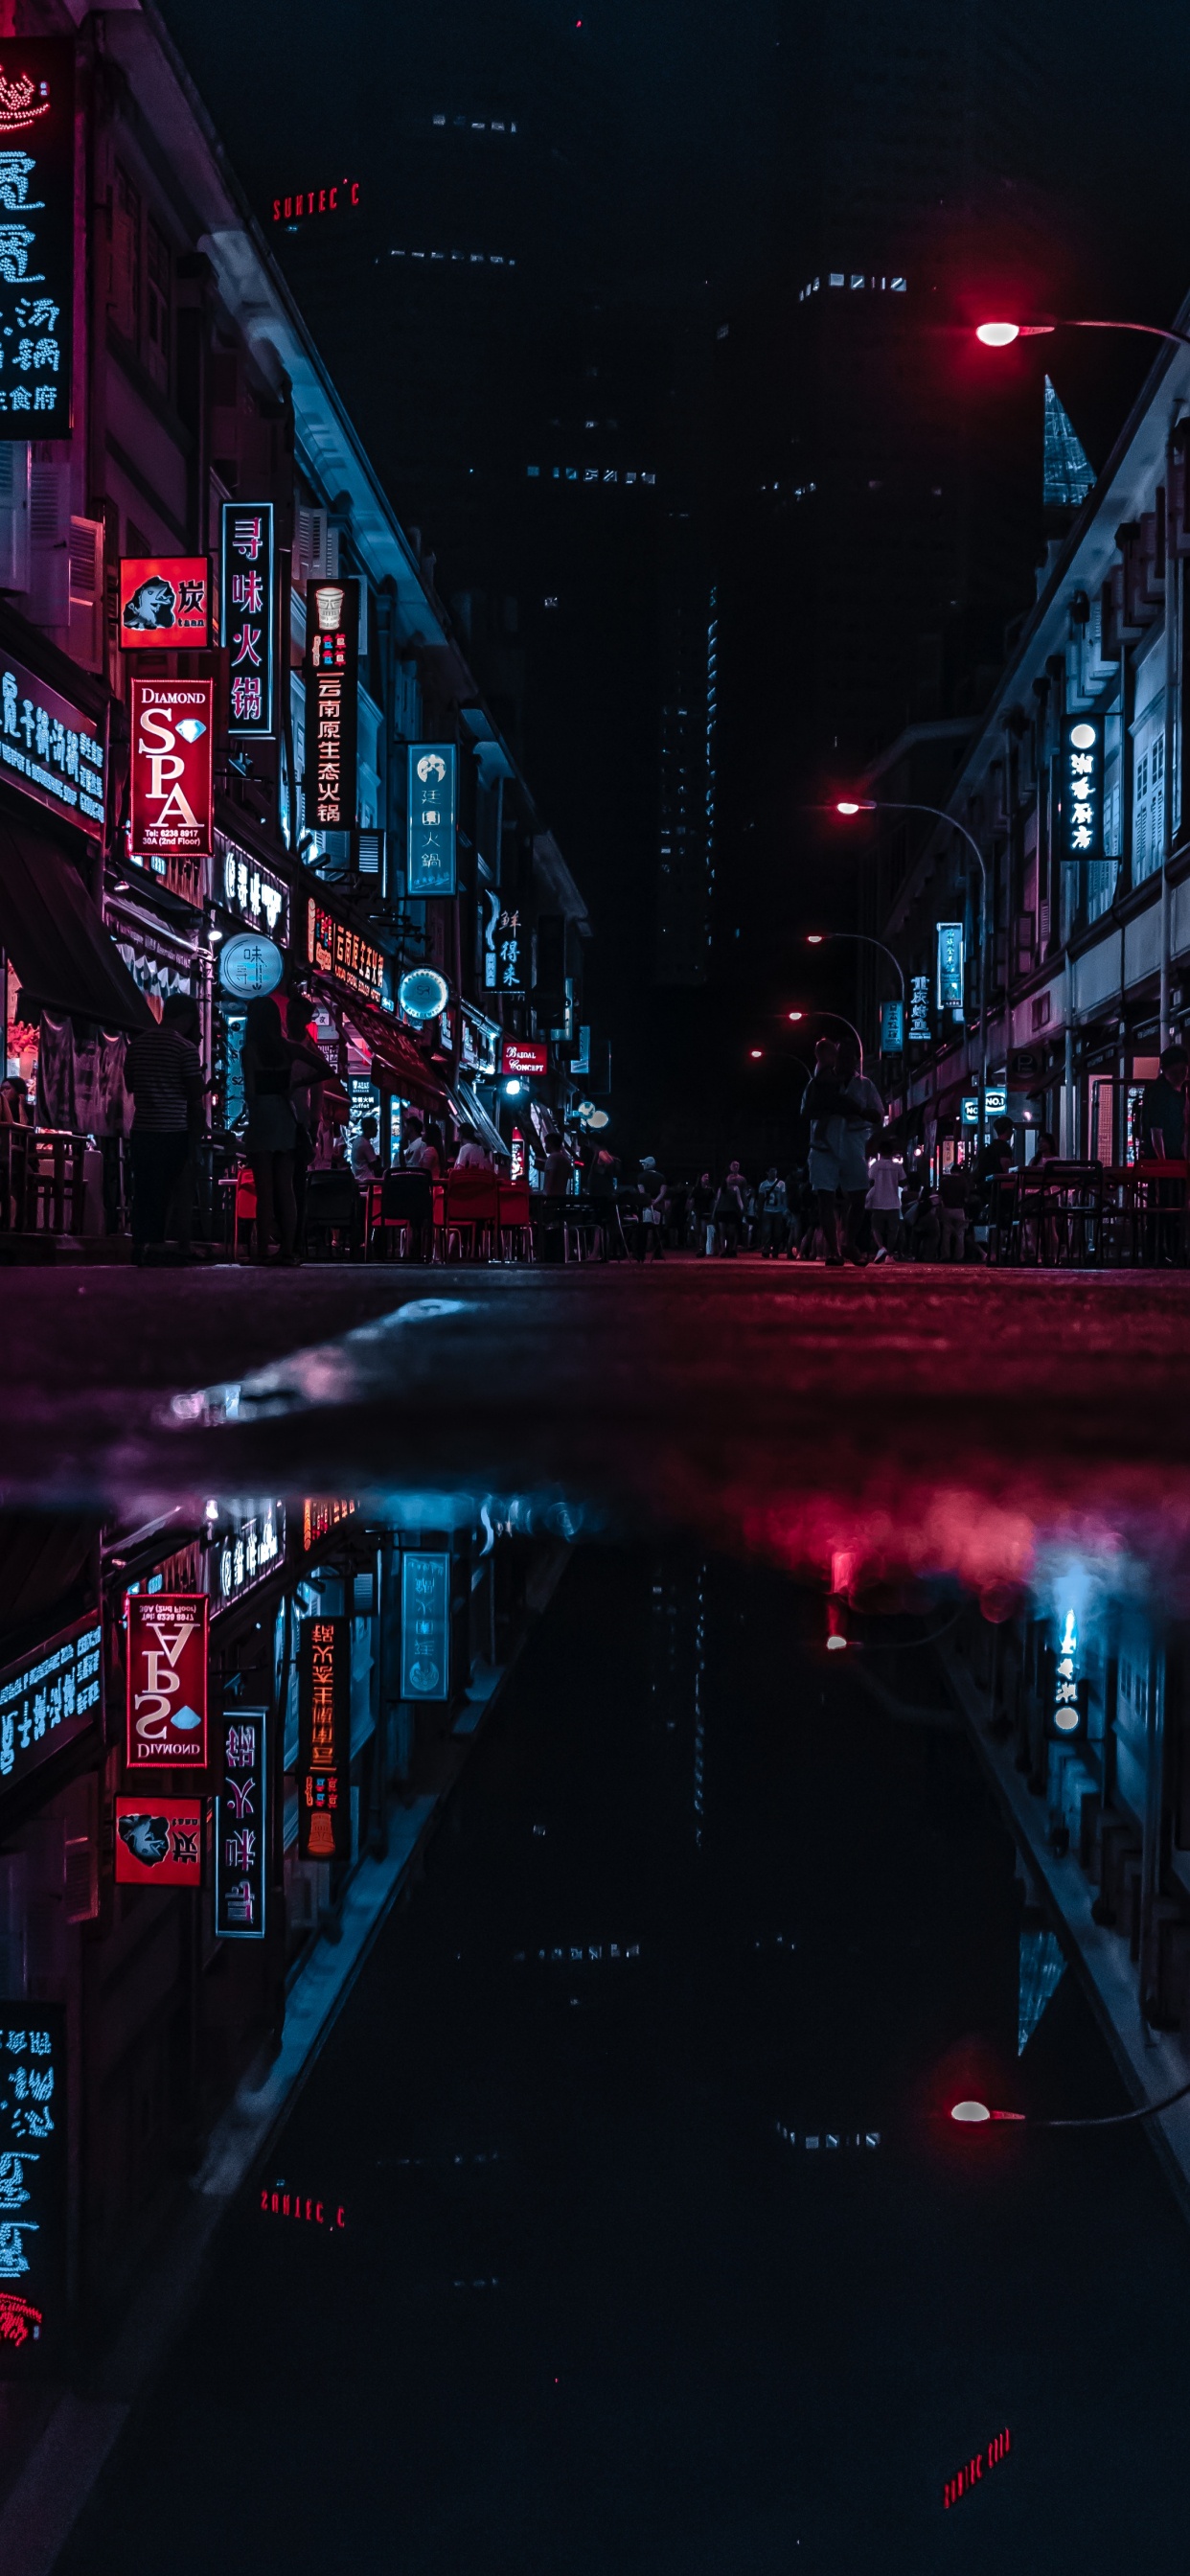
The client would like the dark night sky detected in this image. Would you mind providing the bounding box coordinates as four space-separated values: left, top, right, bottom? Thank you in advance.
161 0 1190 1160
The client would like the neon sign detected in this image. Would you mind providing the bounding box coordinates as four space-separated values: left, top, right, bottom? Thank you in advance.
307 899 385 1006
1051 1606 1083 1736
221 504 275 736
0 2005 64 2363
306 577 359 830
272 181 360 222
298 1617 350 1863
214 1708 266 1940
943 2427 1011 2510
0 1613 100 1795
0 41 74 439
407 744 457 897
400 1552 450 1701
260 2186 347 2226
1061 714 1104 861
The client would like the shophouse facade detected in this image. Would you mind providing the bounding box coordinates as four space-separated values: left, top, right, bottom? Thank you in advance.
855 301 1190 1168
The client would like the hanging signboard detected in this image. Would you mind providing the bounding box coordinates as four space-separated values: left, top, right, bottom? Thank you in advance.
120 556 211 649
305 578 359 830
1060 715 1104 861
125 1594 209 1772
936 922 964 1012
0 651 103 837
213 1503 286 1609
400 1552 450 1701
0 40 74 440
407 744 457 896
907 974 931 1045
0 1613 100 1798
879 999 904 1052
214 1707 267 1939
307 898 385 1006
0 2002 65 2368
217 838 288 941
501 1038 547 1079
114 1796 204 1886
221 504 275 735
129 678 215 881
298 1617 351 1862
484 893 523 991
218 932 284 1000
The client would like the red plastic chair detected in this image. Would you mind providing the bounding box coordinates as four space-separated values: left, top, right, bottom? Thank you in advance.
442 1172 499 1261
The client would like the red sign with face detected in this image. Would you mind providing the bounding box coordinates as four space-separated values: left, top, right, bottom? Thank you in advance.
129 678 215 862
126 1595 209 1770
501 1039 548 1078
114 1796 204 1886
120 557 211 649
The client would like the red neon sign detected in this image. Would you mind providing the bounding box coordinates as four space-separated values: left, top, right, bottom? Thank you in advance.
943 2426 1011 2509
272 181 360 222
501 1038 548 1078
260 2188 346 2228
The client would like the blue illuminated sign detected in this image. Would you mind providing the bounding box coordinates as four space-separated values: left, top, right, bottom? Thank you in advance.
936 922 964 1011
400 1551 450 1700
214 1707 267 1941
218 932 284 999
1061 714 1104 861
879 999 904 1051
407 745 457 896
0 2000 65 2364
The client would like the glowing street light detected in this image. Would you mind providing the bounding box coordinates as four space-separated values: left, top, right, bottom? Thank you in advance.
787 1009 804 1023
975 314 1190 356
807 933 825 946
950 2074 1190 2130
835 795 988 1131
749 1046 764 1059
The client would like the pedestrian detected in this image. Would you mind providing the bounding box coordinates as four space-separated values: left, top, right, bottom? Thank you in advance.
350 1115 382 1182
286 992 324 1253
865 1138 904 1261
123 995 205 1263
757 1165 789 1256
241 993 328 1264
691 1169 716 1255
1142 1046 1188 1160
712 1163 745 1255
635 1154 666 1260
938 1156 971 1262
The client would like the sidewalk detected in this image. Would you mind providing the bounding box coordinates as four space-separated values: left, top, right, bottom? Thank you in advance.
942 1642 1190 2225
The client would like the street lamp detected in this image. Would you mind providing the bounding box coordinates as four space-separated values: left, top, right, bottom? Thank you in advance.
834 797 989 1138
975 315 1190 355
804 928 906 1032
950 2072 1190 2129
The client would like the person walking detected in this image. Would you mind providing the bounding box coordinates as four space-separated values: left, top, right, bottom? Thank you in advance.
635 1154 666 1261
757 1166 788 1256
865 1138 904 1261
712 1162 745 1255
242 994 329 1264
938 1158 971 1263
286 993 324 1254
691 1169 716 1255
123 996 205 1262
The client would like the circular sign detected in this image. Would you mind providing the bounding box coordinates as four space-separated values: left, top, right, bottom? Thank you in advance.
218 933 285 1000
399 966 449 1022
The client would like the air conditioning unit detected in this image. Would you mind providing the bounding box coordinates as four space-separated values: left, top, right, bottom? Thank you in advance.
295 505 338 586
0 440 30 591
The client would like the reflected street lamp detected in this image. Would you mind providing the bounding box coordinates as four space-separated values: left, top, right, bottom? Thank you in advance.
951 2073 1190 2129
834 798 989 1137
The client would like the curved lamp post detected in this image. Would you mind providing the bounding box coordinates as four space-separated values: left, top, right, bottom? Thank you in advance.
975 316 1190 355
952 2073 1190 2129
835 799 988 1134
806 930 905 1052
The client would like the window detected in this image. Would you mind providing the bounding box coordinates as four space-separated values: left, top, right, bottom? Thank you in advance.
145 220 171 392
110 168 140 345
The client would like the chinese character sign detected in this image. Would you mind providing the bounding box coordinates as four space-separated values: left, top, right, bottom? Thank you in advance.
0 42 74 441
0 1614 100 1797
907 975 931 1045
217 838 288 941
0 653 103 836
306 898 385 1006
484 892 523 992
298 1618 351 1863
115 1797 204 1887
935 922 964 1012
215 1502 286 1608
215 1708 267 1940
400 1552 450 1701
879 999 904 1052
1061 715 1104 862
126 1594 208 1770
305 579 359 830
129 679 215 862
407 744 457 896
0 2003 64 2368
221 504 275 736
1049 1605 1086 1739
120 556 211 650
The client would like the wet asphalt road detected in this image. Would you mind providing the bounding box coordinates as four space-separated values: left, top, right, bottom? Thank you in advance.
53 1550 1190 2576
6 1257 1190 1586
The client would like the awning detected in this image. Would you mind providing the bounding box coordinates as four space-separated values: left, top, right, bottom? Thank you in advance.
0 816 152 1031
342 999 452 1115
453 1077 507 1163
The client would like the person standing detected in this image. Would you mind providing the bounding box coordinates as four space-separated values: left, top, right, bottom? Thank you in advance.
712 1163 745 1256
286 992 324 1252
835 1039 884 1266
123 999 204 1262
242 994 328 1264
635 1154 666 1261
938 1157 971 1263
757 1166 788 1256
690 1170 716 1255
865 1140 904 1261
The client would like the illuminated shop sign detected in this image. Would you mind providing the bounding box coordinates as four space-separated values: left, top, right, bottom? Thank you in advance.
943 2428 1012 2513
217 839 288 940
0 653 103 836
0 1613 100 1794
129 678 214 899
461 1006 499 1075
214 1707 266 1940
0 40 74 439
1061 714 1104 861
307 899 385 1006
907 974 931 1045
125 1593 208 1772
120 556 210 649
407 743 457 896
484 894 523 992
306 578 358 831
298 1617 351 1862
218 932 284 1000
400 1551 450 1701
936 922 964 1011
215 1502 285 1607
221 504 275 736
0 2002 65 2365
1049 1604 1087 1739
879 1000 904 1052
115 1796 203 1887
272 179 360 221
961 1087 1008 1126
501 1038 547 1079
302 1500 356 1553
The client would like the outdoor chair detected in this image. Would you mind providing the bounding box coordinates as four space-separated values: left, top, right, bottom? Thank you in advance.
367 1168 434 1261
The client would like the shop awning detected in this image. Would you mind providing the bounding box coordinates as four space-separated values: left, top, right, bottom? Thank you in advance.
453 1077 508 1163
0 817 152 1031
342 1000 452 1116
